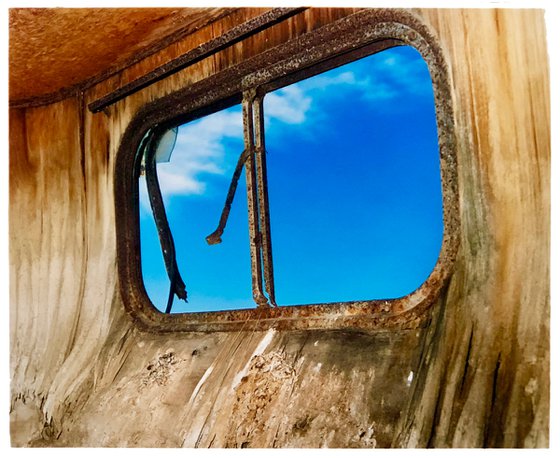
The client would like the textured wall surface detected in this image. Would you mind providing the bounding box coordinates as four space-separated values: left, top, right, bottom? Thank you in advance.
9 8 549 447
9 7 233 102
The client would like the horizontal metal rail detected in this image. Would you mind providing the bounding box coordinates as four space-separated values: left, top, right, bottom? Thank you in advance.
88 7 306 113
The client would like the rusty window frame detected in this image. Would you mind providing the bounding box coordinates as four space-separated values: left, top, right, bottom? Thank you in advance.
115 9 459 333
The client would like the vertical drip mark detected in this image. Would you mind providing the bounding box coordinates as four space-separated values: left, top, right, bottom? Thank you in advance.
78 90 87 190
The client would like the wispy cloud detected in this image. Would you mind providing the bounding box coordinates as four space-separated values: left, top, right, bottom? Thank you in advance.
299 47 432 103
262 47 432 132
264 85 312 124
140 47 433 207
300 71 357 91
139 108 243 211
359 49 433 101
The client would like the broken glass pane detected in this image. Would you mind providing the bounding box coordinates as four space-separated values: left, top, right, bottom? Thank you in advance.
139 104 254 313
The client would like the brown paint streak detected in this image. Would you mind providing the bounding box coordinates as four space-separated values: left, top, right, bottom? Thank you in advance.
394 9 549 447
9 8 549 448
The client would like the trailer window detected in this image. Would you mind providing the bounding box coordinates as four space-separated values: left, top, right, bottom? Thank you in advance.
115 9 459 331
139 46 443 313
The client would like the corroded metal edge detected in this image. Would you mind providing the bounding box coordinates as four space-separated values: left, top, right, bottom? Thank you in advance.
88 7 306 113
114 8 460 334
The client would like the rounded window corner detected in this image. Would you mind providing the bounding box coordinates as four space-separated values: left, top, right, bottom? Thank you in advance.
114 9 459 334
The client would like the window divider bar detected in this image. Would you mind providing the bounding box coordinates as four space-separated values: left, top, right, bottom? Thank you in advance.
243 90 269 308
253 95 277 306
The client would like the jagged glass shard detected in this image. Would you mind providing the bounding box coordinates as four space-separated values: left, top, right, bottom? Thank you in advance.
155 126 178 163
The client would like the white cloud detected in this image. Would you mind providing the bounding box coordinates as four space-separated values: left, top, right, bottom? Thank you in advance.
264 85 312 125
158 168 206 195
139 47 433 213
300 71 357 91
263 72 359 127
139 108 243 211
292 47 433 104
359 79 400 100
262 49 432 134
363 49 434 99
138 171 205 217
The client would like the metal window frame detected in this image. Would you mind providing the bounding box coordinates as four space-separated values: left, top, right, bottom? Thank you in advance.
114 9 460 333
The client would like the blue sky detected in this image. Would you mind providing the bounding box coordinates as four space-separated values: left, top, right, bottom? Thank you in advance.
139 45 443 313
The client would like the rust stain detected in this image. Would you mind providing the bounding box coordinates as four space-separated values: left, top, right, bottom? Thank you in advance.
226 351 297 448
141 350 181 388
114 8 460 334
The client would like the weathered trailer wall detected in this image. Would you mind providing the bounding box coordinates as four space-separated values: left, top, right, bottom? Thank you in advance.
9 8 549 447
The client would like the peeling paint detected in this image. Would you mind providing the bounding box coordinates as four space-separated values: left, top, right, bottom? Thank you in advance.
525 378 537 396
226 349 297 447
231 328 276 391
9 7 550 449
407 371 414 386
141 350 180 388
187 364 214 405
